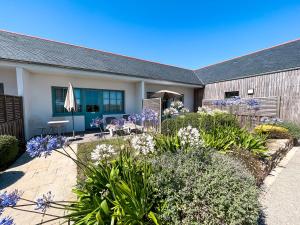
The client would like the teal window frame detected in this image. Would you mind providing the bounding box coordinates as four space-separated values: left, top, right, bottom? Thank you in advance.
103 90 125 114
51 87 125 117
51 86 84 117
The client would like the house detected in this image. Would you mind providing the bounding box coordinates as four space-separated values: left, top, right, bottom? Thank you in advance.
0 30 300 139
0 30 203 139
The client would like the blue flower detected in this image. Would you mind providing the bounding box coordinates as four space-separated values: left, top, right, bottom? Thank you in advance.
245 98 260 109
0 217 14 225
35 191 53 212
26 136 66 158
0 190 21 208
90 117 104 128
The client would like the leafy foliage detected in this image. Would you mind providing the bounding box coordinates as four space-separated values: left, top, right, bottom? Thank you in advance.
0 135 19 168
229 149 265 186
198 111 240 132
154 134 181 153
254 124 292 139
69 149 158 225
150 149 260 225
201 126 267 156
277 121 300 140
161 113 200 136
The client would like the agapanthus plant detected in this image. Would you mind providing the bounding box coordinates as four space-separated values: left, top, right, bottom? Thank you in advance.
0 216 14 225
35 191 54 212
91 144 117 164
90 117 104 128
178 126 203 149
131 134 155 155
26 136 66 158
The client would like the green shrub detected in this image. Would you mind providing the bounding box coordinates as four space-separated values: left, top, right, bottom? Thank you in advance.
150 149 260 225
279 121 300 140
229 149 265 186
201 126 267 156
0 135 19 168
199 111 240 132
161 113 200 136
69 149 159 225
254 124 292 139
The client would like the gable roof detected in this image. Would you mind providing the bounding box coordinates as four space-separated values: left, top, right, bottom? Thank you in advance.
0 30 202 85
195 39 300 84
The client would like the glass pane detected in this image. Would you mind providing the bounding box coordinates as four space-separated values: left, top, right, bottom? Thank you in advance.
116 92 122 100
103 99 110 112
55 88 65 113
103 91 109 99
116 99 122 112
110 91 116 99
110 99 117 111
74 89 82 112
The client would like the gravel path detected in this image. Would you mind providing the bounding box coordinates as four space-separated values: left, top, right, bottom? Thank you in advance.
0 145 77 225
261 146 300 225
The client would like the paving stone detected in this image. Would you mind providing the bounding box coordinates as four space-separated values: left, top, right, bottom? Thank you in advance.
0 145 78 224
261 147 300 225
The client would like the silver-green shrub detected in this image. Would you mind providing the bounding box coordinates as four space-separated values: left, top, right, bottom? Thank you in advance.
150 149 260 225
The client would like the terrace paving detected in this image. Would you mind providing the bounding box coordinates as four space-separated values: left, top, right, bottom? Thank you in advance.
260 146 300 225
0 144 78 225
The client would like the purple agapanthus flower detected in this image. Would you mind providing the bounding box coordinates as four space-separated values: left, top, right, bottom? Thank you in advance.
128 114 142 124
141 109 159 124
90 117 104 128
0 216 15 225
35 191 54 212
213 99 227 106
111 118 126 128
245 98 260 110
26 136 66 158
0 190 21 210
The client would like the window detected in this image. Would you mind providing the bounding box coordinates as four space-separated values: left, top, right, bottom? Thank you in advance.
225 91 239 99
103 90 124 113
0 83 4 95
147 92 155 99
52 87 82 114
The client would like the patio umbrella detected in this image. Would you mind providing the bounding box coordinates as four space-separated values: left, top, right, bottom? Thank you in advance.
64 82 77 138
151 90 182 99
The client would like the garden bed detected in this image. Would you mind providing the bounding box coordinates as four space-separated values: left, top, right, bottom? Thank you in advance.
262 138 294 176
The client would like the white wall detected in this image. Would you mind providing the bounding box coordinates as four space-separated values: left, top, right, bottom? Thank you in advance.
0 67 18 95
24 71 139 138
13 69 195 138
145 83 194 110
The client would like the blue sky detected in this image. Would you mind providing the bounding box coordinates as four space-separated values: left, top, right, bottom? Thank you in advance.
0 0 300 69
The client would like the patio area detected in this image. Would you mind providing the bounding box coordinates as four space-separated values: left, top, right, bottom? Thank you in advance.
0 145 78 225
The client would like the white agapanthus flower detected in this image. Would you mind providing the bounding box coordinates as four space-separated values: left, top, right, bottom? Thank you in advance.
131 134 155 155
163 107 178 117
170 101 184 110
178 126 202 148
180 107 190 113
91 144 117 164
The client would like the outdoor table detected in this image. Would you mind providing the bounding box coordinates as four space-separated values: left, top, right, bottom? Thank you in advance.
48 120 69 135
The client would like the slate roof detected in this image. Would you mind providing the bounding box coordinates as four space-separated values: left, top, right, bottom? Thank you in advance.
0 30 202 85
195 39 300 84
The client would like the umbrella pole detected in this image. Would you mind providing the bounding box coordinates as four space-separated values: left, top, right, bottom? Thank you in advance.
72 110 75 138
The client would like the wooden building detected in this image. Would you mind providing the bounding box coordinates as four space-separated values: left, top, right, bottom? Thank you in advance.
195 39 300 124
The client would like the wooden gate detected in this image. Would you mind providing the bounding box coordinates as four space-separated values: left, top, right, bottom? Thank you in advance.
143 98 162 132
0 95 25 143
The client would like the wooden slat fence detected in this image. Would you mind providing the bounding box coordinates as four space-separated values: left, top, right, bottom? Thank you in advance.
202 96 280 128
0 95 25 143
143 98 162 132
